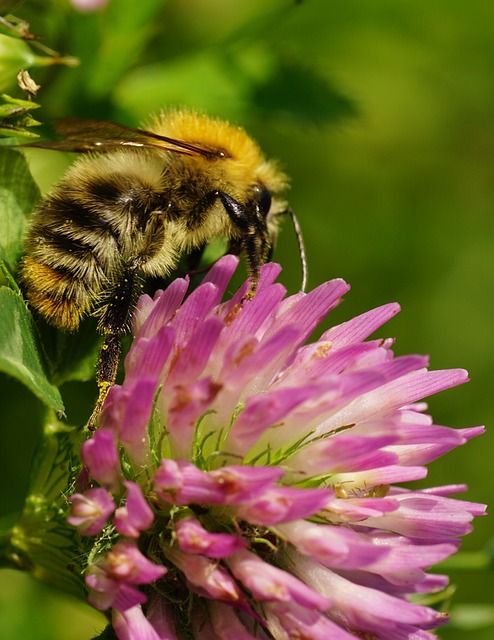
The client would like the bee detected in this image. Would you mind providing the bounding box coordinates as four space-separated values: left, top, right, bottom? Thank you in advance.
20 109 306 428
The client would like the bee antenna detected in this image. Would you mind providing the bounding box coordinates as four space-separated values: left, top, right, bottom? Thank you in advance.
287 207 308 292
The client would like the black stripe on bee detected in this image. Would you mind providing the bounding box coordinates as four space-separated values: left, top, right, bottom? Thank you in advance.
42 194 123 237
86 177 123 203
86 175 167 225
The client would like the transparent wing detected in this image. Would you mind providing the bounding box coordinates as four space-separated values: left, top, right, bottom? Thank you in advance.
22 118 222 157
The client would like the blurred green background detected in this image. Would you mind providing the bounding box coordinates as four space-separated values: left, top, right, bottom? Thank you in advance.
0 0 493 638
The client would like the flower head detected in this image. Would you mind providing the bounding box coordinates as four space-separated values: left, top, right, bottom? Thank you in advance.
70 256 485 639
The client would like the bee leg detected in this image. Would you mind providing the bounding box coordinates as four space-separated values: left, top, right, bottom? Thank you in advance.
86 332 121 430
217 191 268 296
87 261 141 430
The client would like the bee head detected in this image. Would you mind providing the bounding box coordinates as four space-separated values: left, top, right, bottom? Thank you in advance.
217 181 284 292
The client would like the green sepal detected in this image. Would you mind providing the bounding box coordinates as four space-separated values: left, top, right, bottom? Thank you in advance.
0 410 89 599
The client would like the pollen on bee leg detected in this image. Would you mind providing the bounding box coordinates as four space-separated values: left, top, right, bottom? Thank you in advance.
243 274 260 301
232 278 257 318
87 332 122 430
87 380 112 431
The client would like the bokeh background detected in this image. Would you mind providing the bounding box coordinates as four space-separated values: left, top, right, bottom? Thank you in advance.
0 0 492 638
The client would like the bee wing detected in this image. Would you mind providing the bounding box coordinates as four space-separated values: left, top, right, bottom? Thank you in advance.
22 118 222 157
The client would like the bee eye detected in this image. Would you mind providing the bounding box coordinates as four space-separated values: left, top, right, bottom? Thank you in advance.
255 185 272 216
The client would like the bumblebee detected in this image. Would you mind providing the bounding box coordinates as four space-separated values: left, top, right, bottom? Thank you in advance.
20 109 304 428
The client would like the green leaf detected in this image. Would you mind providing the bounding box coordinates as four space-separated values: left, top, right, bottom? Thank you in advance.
0 252 19 290
0 139 57 403
40 318 101 386
0 286 64 413
0 147 39 273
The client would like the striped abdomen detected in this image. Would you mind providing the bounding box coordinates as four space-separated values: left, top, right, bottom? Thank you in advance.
21 161 166 332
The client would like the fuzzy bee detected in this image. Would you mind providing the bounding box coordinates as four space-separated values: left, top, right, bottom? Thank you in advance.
20 109 305 428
